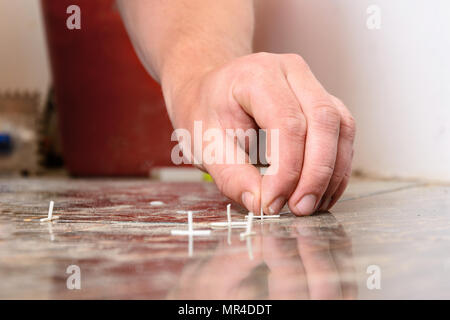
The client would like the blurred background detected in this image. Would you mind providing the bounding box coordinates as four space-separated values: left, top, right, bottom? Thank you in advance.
0 0 449 181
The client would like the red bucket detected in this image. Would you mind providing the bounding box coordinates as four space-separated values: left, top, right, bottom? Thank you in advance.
41 0 175 176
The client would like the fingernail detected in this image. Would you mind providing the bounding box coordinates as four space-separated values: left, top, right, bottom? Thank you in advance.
295 194 317 216
319 197 331 211
268 196 285 214
242 192 255 212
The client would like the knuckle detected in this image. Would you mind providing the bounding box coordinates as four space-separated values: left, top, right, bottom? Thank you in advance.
311 163 335 181
330 170 345 184
245 65 274 85
250 52 278 71
343 167 352 179
235 54 274 82
283 54 308 69
282 166 302 184
341 115 356 141
280 111 307 142
311 104 341 132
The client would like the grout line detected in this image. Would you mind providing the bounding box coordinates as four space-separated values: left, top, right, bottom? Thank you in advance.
339 182 427 203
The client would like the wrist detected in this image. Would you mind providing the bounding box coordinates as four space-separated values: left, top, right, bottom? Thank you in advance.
160 59 213 123
158 42 251 122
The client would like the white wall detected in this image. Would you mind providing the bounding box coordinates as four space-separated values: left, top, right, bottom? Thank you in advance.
255 0 450 182
0 0 448 181
0 0 50 106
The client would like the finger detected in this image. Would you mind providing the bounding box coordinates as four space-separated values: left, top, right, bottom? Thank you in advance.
319 97 356 211
326 152 353 210
281 55 340 216
206 164 261 214
232 56 307 215
203 131 262 213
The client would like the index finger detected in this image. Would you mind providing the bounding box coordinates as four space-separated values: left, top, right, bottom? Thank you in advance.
281 54 341 216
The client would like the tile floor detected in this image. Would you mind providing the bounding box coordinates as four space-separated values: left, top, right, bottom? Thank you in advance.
0 176 449 299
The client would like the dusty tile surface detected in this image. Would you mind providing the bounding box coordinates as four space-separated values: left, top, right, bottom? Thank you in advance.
0 177 448 299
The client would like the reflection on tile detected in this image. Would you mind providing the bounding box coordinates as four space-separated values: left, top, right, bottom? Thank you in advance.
333 184 450 299
0 177 449 299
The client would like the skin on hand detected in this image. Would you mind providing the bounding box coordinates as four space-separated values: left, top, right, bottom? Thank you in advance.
118 1 356 216
166 53 356 216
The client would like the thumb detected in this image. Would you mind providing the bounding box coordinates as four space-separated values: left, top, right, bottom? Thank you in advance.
206 162 261 214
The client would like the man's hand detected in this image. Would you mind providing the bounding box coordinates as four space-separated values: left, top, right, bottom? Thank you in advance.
118 0 355 216
168 53 355 216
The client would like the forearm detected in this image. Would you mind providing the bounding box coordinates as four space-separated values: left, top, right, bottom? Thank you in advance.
118 0 254 114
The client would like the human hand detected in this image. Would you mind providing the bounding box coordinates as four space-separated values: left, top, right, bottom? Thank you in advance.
166 53 355 216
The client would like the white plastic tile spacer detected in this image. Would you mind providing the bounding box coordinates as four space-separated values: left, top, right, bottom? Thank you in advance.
150 201 165 206
171 211 211 236
246 213 280 220
240 212 256 239
209 204 247 229
40 201 60 222
171 230 211 236
209 221 248 228
245 204 280 220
